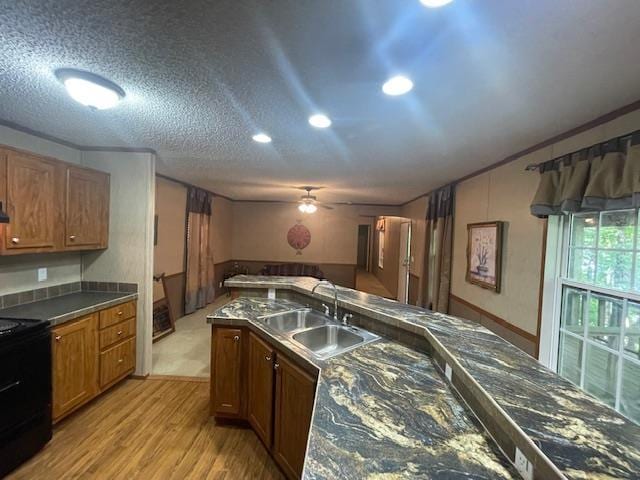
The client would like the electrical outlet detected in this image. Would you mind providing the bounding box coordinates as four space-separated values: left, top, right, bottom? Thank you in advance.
445 363 452 381
268 288 276 299
219 282 223 288
515 447 533 480
37 267 47 282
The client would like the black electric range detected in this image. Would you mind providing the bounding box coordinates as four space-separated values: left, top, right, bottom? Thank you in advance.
0 317 52 478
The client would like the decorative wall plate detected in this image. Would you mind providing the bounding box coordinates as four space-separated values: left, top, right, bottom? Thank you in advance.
287 223 311 254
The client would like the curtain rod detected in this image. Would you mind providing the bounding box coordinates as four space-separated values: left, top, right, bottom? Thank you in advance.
525 129 638 172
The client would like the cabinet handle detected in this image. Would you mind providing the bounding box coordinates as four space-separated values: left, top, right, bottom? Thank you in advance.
233 335 240 342
55 335 61 342
117 330 123 336
265 355 272 361
69 235 76 241
274 362 280 370
11 237 19 244
118 358 124 364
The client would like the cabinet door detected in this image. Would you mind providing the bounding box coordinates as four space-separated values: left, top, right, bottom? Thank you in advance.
211 328 243 416
247 332 275 447
5 151 57 250
65 166 109 248
273 354 316 480
52 314 98 421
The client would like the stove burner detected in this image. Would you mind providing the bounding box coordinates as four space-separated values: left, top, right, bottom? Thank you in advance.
0 319 20 334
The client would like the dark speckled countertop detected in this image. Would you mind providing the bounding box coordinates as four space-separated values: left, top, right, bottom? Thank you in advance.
0 291 137 326
208 297 518 479
220 275 640 480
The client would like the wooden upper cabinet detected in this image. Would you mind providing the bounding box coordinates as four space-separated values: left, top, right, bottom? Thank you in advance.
248 332 275 447
211 328 244 417
65 165 109 249
273 354 316 480
52 314 99 421
4 151 57 250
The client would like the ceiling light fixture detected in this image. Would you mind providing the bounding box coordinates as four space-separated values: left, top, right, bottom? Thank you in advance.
382 75 414 96
298 203 317 214
419 0 453 7
252 133 272 143
55 68 125 110
308 114 332 129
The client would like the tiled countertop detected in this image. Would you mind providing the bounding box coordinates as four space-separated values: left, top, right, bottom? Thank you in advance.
222 275 640 480
0 291 137 326
208 297 518 479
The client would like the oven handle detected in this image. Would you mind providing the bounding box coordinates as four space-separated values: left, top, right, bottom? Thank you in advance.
0 380 21 394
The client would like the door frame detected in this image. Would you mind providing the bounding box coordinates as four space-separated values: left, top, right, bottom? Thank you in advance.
397 221 412 303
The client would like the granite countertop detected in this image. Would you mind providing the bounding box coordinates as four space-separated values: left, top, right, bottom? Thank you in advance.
208 297 518 479
223 275 640 479
0 291 137 326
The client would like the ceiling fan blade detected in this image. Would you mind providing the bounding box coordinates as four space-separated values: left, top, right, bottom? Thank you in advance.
320 204 334 210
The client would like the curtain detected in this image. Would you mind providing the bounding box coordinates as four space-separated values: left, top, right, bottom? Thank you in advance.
422 184 455 313
531 131 640 217
185 187 215 314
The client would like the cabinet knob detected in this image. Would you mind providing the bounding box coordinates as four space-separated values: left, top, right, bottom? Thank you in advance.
117 330 123 336
55 335 61 342
274 363 280 370
118 358 124 364
117 311 123 316
265 355 272 361
233 335 240 342
69 235 76 241
11 237 19 244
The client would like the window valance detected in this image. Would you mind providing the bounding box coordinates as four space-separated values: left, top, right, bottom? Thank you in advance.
530 130 640 217
186 186 213 215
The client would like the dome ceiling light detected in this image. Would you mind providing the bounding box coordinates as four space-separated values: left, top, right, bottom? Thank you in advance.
420 0 453 7
308 114 332 129
55 68 125 110
252 133 272 143
382 75 414 96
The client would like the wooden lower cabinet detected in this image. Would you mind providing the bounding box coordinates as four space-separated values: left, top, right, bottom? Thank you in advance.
52 302 136 422
52 314 98 421
211 326 317 480
273 354 316 479
248 332 275 447
211 327 244 417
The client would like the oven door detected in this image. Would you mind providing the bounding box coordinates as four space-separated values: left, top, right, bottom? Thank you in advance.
0 328 51 437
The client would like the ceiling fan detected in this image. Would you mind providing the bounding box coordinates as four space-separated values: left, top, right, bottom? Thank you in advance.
297 186 334 213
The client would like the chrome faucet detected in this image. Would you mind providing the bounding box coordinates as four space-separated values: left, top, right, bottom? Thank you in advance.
312 279 339 321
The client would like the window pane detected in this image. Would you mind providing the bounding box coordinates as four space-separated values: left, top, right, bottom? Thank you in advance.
584 344 618 407
561 287 587 333
587 294 622 349
558 332 583 385
568 248 596 284
625 302 640 359
596 251 632 290
620 359 640 425
598 210 635 249
571 214 598 248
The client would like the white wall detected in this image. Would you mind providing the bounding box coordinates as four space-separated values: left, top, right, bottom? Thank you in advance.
81 151 156 376
0 126 83 295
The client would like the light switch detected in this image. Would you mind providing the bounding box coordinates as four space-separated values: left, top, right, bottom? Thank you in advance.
37 267 47 282
445 363 453 381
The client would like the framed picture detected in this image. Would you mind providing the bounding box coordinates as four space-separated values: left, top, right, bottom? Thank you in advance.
466 221 503 292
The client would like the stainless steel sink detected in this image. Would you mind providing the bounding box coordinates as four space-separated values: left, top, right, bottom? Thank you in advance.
291 324 380 360
259 308 329 333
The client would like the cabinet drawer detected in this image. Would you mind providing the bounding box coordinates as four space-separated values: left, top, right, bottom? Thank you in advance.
99 301 136 329
99 318 136 351
100 337 135 388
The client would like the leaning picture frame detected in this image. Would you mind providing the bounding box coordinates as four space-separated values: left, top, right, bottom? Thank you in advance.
466 221 503 292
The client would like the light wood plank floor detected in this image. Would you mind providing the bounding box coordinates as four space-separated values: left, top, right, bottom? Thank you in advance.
8 378 284 480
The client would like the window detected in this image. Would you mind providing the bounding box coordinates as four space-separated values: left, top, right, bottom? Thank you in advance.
557 210 640 424
378 230 384 268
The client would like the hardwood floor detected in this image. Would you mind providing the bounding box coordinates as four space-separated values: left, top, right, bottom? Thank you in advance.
9 378 284 480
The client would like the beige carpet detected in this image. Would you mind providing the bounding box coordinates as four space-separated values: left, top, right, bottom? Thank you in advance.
355 268 394 298
151 295 231 378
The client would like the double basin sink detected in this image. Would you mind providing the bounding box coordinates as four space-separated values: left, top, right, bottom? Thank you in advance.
258 308 380 360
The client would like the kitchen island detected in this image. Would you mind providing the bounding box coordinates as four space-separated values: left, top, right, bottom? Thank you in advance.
209 275 640 479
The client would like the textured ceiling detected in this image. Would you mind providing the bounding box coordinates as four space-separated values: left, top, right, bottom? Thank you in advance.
1 0 640 204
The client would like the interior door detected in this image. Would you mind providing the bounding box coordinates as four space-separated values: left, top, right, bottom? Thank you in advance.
247 332 275 447
65 166 109 248
397 221 412 303
5 151 56 250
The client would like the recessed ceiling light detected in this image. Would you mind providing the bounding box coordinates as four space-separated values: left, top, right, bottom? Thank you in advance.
252 133 272 143
382 75 414 96
420 0 453 7
308 114 332 129
55 68 125 110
